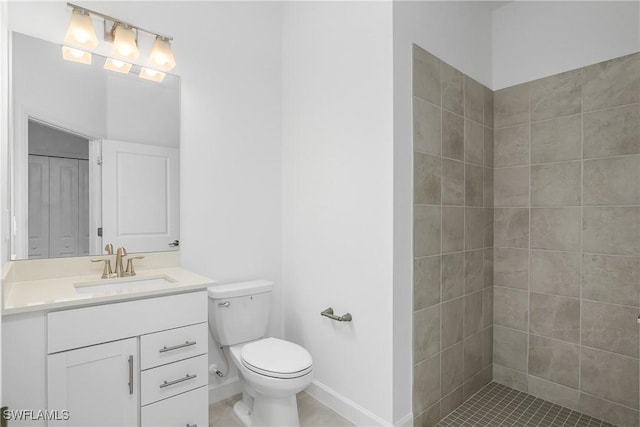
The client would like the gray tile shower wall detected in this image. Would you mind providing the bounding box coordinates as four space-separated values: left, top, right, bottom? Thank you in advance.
412 44 495 426
492 52 640 427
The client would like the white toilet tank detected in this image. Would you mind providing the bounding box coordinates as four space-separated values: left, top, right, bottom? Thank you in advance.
208 280 273 346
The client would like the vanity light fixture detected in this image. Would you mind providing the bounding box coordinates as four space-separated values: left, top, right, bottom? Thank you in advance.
62 46 92 65
148 36 176 71
64 8 99 49
63 2 177 77
111 23 139 60
104 58 133 74
138 67 166 82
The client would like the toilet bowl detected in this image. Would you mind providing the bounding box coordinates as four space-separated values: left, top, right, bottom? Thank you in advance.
229 338 313 426
208 281 313 427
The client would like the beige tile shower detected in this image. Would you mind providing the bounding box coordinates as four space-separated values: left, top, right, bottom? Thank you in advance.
413 45 640 427
412 44 494 424
492 51 640 427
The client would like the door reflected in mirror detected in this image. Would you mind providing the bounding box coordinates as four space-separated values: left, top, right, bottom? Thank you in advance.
11 32 180 260
28 121 90 259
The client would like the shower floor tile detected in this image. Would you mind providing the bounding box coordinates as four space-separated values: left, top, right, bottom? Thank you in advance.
436 382 616 427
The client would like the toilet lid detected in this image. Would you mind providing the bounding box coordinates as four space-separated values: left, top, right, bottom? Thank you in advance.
241 337 313 379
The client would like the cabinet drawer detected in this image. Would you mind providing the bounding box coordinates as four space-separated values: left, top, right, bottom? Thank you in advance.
141 354 208 406
48 291 207 353
141 385 208 427
141 322 208 370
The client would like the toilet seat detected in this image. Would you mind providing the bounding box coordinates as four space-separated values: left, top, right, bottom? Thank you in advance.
240 337 313 379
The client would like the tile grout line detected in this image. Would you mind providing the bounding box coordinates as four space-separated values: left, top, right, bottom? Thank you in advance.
461 68 467 410
579 71 584 401
493 99 639 131
492 152 640 170
491 285 640 312
439 58 444 421
489 246 639 259
493 322 640 363
527 78 532 393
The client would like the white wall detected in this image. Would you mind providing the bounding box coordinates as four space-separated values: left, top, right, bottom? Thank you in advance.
392 2 496 423
0 0 7 403
281 2 395 425
105 72 180 147
492 1 640 89
395 1 495 88
4 0 283 399
174 1 283 395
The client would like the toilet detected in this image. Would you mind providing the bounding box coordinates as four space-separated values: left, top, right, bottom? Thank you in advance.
208 280 313 427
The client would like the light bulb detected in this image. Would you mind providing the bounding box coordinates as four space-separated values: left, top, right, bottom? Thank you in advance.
148 36 176 71
64 9 99 49
62 46 92 65
73 30 89 43
118 45 132 56
139 67 165 82
155 54 167 65
111 23 139 60
104 58 132 74
70 48 85 58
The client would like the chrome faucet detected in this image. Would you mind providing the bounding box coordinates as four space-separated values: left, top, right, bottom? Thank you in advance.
115 247 127 278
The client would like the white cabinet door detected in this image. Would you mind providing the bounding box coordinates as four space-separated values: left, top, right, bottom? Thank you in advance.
101 140 179 253
78 159 90 256
49 157 79 258
47 338 138 427
28 155 50 259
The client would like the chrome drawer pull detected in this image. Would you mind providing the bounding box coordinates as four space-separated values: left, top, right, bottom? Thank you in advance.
160 373 197 389
186 424 197 427
159 340 197 353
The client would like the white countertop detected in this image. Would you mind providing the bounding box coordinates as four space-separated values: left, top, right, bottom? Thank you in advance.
2 252 216 315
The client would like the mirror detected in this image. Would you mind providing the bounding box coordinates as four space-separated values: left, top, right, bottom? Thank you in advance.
10 32 180 260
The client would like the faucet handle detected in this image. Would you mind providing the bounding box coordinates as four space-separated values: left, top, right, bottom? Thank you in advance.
91 258 113 279
116 247 127 257
104 243 114 255
125 256 144 276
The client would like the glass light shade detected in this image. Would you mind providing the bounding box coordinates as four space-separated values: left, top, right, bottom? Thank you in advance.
139 67 166 82
111 23 139 60
62 46 92 65
148 36 176 71
64 9 99 49
104 58 132 74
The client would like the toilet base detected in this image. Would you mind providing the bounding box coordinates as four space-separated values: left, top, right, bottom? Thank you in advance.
233 400 253 426
233 393 300 427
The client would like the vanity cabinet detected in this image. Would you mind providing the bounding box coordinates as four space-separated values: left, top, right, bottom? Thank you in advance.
47 338 138 427
45 290 208 427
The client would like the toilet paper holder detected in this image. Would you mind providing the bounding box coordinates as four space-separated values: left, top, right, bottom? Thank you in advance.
321 307 352 322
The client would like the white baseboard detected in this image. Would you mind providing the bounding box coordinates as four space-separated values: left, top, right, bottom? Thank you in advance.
209 376 406 427
394 412 413 427
305 380 392 426
208 376 242 404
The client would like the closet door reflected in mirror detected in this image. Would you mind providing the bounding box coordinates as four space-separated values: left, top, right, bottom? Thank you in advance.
28 121 90 259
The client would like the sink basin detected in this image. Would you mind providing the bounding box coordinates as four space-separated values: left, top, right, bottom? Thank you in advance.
74 275 176 294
